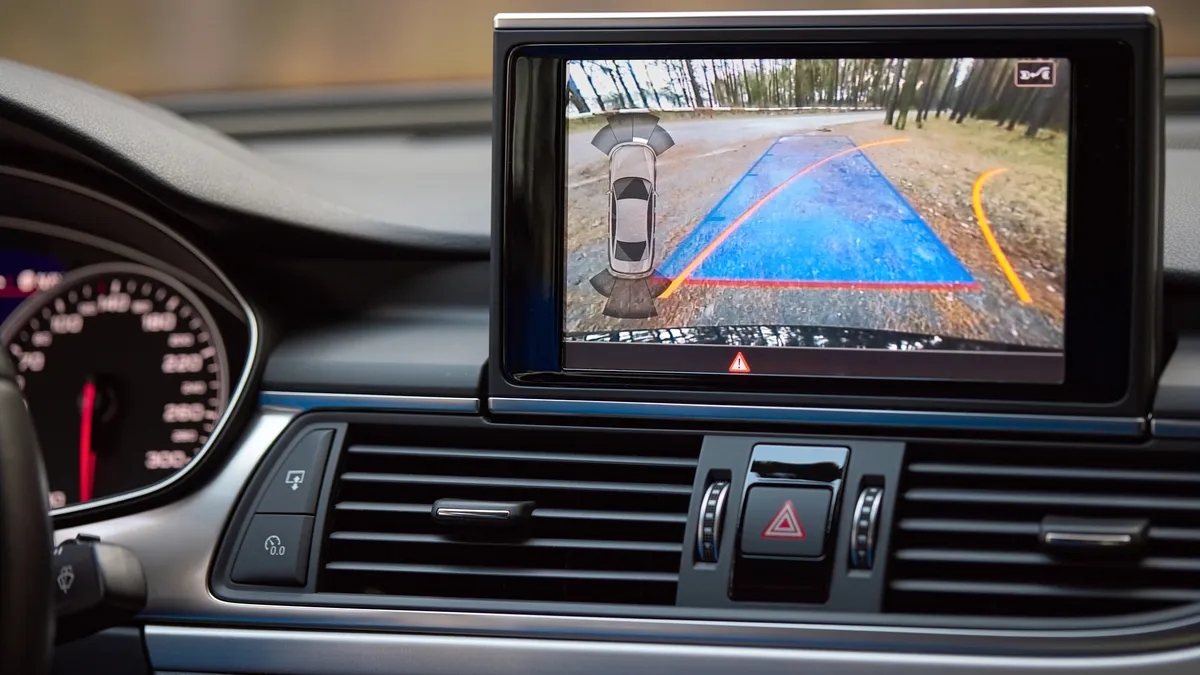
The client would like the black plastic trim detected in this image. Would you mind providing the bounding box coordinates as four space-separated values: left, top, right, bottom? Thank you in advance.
490 397 1145 437
51 627 149 675
208 412 1200 638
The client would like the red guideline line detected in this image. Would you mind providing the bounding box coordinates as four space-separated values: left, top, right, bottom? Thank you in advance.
79 380 96 502
681 279 981 291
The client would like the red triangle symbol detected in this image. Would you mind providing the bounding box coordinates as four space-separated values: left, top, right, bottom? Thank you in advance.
729 351 751 373
761 500 806 540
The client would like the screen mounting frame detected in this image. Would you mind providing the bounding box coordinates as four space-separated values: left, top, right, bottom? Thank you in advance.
491 10 1161 419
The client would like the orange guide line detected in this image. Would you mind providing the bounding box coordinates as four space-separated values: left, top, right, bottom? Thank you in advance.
660 137 910 299
971 168 1032 304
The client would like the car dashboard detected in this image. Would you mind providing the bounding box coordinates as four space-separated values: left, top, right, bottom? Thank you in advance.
3 23 1200 675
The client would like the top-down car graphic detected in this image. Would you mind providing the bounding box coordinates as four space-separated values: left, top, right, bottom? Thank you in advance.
607 142 657 278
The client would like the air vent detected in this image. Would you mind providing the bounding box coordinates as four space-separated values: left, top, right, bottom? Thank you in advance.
319 424 700 606
887 443 1200 618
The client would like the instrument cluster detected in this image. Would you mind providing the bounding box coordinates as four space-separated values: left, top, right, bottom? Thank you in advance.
1 223 250 514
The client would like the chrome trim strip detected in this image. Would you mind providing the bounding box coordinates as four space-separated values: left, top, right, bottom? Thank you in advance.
259 390 479 413
52 410 1200 654
435 507 510 520
144 625 1200 675
696 482 719 561
0 167 261 518
495 7 1156 29
865 489 882 568
489 398 1145 437
1042 532 1133 547
1150 419 1200 438
850 488 870 568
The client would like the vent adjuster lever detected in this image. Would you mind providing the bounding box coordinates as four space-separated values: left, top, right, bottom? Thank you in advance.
1039 516 1148 553
432 499 535 528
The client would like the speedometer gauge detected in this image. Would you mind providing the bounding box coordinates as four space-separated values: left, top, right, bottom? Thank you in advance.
1 261 229 509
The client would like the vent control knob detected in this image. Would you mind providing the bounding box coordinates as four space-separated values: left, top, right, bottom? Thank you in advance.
849 486 884 570
696 481 731 563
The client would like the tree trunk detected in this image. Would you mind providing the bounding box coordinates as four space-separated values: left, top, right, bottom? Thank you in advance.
700 60 716 107
884 58 905 125
936 59 960 117
894 59 924 130
566 74 590 113
770 60 781 107
917 60 944 124
829 59 840 106
677 62 694 107
955 59 996 123
951 60 980 122
995 80 1024 126
608 62 636 108
986 59 1013 110
793 59 803 107
581 64 606 111
724 61 740 106
1005 88 1038 131
868 58 886 107
684 60 705 107
740 60 754 106
624 62 650 108
1026 83 1069 137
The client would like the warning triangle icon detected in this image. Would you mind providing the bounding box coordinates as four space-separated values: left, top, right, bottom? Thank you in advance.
728 351 751 373
761 500 806 540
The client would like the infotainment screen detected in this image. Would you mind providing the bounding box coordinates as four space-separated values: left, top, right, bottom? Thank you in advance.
562 57 1069 383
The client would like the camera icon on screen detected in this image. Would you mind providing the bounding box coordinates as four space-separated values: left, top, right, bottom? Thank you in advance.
1014 60 1056 87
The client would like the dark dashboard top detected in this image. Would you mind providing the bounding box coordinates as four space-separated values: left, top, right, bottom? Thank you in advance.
0 59 489 256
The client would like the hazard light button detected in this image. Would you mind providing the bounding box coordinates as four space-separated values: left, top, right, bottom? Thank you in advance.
740 486 832 559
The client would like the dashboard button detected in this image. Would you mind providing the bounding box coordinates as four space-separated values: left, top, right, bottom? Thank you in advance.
740 486 831 559
231 514 313 586
257 429 333 515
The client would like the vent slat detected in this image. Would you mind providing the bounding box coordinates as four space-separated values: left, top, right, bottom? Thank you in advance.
335 501 429 514
329 531 683 553
895 522 1200 544
903 488 1200 512
895 548 1200 572
897 519 1039 536
889 579 1200 603
321 425 700 606
334 501 688 524
326 561 679 583
906 462 1200 484
887 443 1200 620
1150 527 1200 543
339 472 693 495
348 444 699 468
532 508 689 524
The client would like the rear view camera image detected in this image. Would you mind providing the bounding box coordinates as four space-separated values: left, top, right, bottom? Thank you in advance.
563 58 1069 366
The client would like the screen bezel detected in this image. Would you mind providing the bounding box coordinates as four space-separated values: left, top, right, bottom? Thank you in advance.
495 25 1158 413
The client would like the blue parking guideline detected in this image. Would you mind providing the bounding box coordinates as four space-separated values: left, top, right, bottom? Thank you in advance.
657 135 975 288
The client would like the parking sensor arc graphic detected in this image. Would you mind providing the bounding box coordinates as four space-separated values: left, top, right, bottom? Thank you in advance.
591 112 675 156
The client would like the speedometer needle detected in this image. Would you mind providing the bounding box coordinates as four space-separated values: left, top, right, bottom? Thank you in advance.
79 379 97 502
